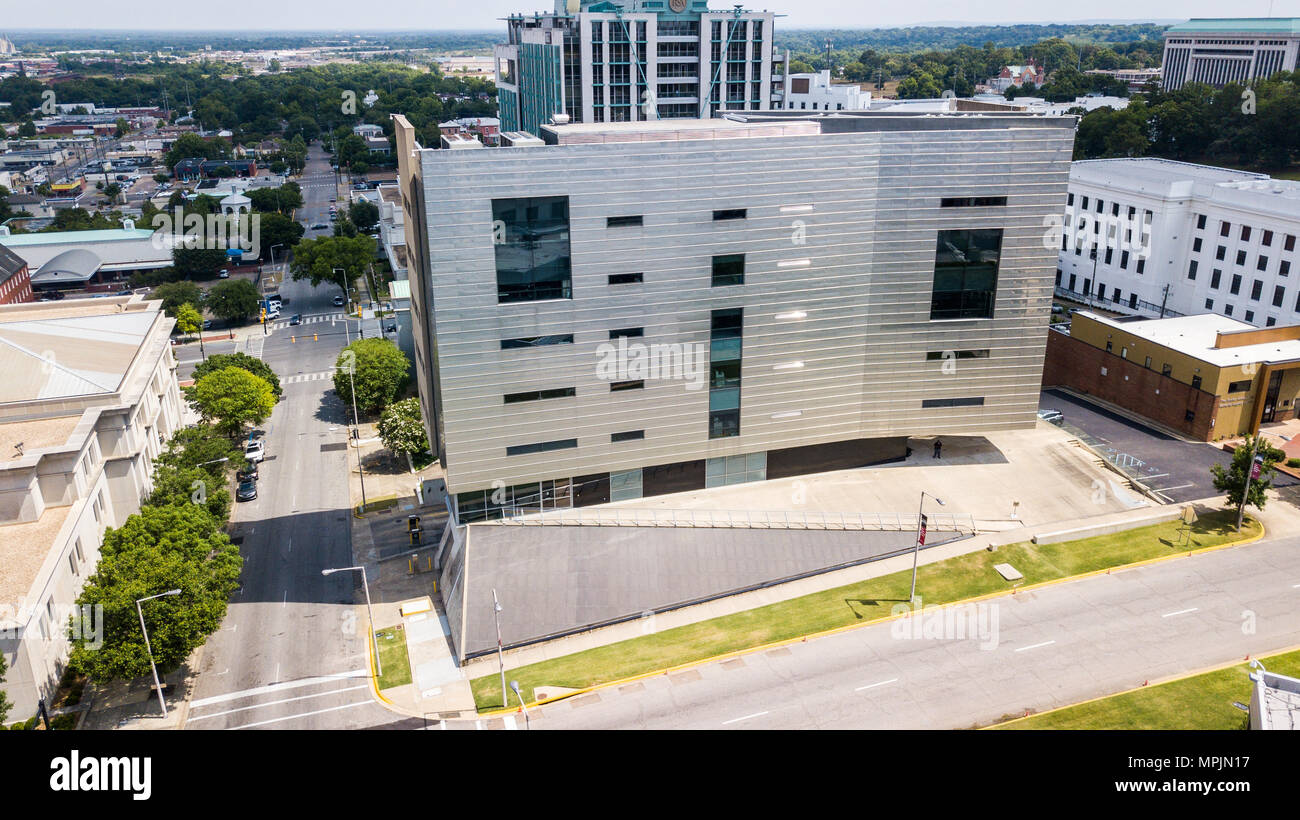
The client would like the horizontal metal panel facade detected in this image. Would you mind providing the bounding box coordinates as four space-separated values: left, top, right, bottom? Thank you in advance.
414 124 1073 494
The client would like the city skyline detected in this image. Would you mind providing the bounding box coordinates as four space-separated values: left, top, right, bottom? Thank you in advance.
3 2 1300 33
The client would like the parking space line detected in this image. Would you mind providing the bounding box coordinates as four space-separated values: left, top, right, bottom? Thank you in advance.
1014 640 1056 653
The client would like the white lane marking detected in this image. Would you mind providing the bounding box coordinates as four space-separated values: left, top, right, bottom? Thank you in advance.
1014 640 1056 653
721 710 769 726
855 678 899 692
189 670 369 709
282 591 288 608
188 685 370 722
503 715 517 731
1157 483 1195 492
1292 583 1300 589
227 699 372 729
475 720 483 730
1162 607 1198 618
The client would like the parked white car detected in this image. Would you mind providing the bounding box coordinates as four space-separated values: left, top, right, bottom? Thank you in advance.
244 440 265 463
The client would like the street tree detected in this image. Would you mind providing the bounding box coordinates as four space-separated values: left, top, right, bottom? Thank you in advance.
378 397 430 469
334 337 410 414
256 213 305 260
187 366 276 438
174 303 203 338
172 245 227 280
204 278 260 324
147 463 232 521
191 352 283 400
289 234 376 294
155 424 242 479
0 655 11 724
348 199 380 233
1211 435 1287 515
69 504 242 683
150 280 202 317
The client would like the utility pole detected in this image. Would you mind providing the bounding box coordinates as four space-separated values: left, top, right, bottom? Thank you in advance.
493 589 507 708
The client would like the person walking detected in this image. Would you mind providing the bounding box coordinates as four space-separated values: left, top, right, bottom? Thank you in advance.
933 439 943 459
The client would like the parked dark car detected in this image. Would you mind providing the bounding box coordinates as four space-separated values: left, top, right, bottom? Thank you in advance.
236 480 258 501
384 321 397 333
237 462 258 482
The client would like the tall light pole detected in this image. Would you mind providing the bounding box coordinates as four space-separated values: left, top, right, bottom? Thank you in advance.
321 566 381 678
135 588 182 718
510 679 530 729
492 588 506 708
910 492 945 603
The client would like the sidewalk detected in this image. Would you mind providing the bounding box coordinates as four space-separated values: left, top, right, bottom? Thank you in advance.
346 434 476 718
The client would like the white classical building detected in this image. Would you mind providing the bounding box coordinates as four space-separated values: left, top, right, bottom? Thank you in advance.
1056 158 1300 326
779 70 870 112
0 295 182 720
1162 18 1300 91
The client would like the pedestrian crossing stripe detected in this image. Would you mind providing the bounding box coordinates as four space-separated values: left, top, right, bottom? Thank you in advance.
283 371 335 384
271 313 345 330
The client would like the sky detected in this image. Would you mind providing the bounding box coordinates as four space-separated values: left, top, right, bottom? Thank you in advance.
2 1 1300 32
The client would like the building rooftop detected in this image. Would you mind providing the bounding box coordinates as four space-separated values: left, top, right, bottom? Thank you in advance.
1076 311 1300 367
1072 157 1265 186
0 414 80 455
0 227 158 247
1165 18 1300 35
0 503 70 615
0 308 156 401
0 227 174 272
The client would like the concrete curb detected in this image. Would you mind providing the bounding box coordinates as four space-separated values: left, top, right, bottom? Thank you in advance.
984 641 1300 729
474 516 1268 717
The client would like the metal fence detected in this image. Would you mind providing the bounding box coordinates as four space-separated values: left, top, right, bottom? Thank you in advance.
477 506 977 533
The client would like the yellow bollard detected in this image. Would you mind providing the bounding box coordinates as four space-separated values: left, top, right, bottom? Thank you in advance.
427 556 432 572
314 334 318 341
291 336 295 343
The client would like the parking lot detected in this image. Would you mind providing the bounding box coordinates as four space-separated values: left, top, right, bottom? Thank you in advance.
1039 388 1295 503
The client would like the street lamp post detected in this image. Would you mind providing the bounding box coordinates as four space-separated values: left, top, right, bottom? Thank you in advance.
910 492 945 603
321 566 381 678
135 589 182 718
510 680 530 729
493 588 506 708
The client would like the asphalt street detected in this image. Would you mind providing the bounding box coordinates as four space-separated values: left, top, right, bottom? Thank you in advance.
184 145 395 730
1038 388 1296 503
519 533 1300 730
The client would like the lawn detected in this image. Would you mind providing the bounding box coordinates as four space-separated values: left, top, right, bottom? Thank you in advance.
374 625 412 690
469 508 1260 711
991 648 1300 730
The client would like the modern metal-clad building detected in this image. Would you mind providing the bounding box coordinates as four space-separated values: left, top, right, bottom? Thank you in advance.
495 0 785 135
394 111 1076 522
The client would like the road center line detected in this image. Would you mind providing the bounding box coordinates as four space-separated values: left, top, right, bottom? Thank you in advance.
188 685 369 722
1014 640 1056 653
1161 607 1198 618
855 678 899 692
721 710 770 726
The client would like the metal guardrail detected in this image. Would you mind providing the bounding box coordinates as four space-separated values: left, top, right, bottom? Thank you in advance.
478 507 977 533
1058 420 1171 503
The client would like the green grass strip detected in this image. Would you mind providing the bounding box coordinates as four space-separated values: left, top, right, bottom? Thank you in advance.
991 648 1300 729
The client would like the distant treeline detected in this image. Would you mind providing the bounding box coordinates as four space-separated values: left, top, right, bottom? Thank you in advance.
3 30 502 56
774 23 1169 57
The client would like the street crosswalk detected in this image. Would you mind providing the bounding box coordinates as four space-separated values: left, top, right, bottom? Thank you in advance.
270 312 346 330
282 370 336 384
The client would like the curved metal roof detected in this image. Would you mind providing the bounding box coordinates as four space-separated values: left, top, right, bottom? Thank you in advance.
31 248 101 284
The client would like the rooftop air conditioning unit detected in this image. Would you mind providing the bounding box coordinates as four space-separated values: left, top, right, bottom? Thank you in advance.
551 113 571 125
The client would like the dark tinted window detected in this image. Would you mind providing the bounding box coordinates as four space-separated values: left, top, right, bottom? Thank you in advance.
930 229 1002 320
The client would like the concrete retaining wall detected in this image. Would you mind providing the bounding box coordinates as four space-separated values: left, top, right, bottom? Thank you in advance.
1032 507 1184 544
